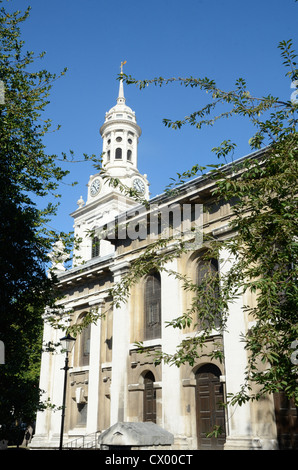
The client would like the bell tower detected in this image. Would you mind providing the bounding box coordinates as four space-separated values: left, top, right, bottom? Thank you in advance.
86 61 149 203
100 61 141 172
71 64 149 265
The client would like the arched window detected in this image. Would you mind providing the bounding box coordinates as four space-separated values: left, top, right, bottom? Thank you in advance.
144 272 161 340
127 149 132 161
197 258 218 286
115 147 122 159
197 257 220 329
91 236 100 258
143 371 156 423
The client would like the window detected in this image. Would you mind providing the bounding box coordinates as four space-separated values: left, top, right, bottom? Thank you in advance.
127 149 132 161
144 272 161 340
197 258 218 285
79 322 91 366
77 403 88 426
92 236 100 258
115 148 122 159
197 257 220 329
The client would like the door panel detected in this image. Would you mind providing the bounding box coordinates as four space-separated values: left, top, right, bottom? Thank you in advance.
274 392 298 450
143 372 156 423
196 364 226 450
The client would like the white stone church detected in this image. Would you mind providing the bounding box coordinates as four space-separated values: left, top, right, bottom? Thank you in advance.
31 72 296 451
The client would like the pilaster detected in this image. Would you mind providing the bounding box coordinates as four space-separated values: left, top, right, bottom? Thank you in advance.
109 261 131 425
86 297 105 434
220 247 254 450
160 260 185 437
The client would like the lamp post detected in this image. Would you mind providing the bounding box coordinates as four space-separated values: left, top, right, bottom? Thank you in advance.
59 333 76 451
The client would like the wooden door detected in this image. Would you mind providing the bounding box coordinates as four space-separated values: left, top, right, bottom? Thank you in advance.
274 392 298 450
143 372 156 423
196 364 226 450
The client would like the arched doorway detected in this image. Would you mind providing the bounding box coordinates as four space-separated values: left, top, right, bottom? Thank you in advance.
274 391 298 449
195 364 226 450
143 371 156 423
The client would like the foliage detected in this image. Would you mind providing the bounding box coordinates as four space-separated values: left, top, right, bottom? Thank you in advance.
109 39 298 406
0 2 83 439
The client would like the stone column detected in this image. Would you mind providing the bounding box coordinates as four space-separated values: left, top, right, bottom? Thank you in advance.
220 247 255 449
31 322 66 449
109 261 130 425
86 298 104 434
160 259 185 440
30 320 53 448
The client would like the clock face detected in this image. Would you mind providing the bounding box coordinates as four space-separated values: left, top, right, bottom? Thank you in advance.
133 178 145 194
90 178 101 197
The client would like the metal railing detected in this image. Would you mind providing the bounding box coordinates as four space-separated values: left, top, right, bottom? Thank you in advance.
63 431 101 449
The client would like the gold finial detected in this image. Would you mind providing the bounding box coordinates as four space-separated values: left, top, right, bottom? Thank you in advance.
120 60 127 74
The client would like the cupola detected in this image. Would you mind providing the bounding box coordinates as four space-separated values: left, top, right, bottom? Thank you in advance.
99 61 142 171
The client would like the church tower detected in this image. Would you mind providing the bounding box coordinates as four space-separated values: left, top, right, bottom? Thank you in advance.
87 62 149 204
71 64 149 265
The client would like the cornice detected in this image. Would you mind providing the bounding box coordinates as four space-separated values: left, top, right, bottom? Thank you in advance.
70 190 137 219
100 118 141 137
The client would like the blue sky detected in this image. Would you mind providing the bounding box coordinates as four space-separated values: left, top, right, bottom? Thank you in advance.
4 0 298 235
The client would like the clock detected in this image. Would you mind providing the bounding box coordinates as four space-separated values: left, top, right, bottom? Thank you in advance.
90 178 101 197
133 178 145 194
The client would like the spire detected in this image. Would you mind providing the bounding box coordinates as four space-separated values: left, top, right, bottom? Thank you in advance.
117 60 126 105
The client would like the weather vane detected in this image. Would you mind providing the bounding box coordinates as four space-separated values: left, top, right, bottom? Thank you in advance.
120 60 127 74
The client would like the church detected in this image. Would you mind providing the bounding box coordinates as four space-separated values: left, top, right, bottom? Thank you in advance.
31 70 295 451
